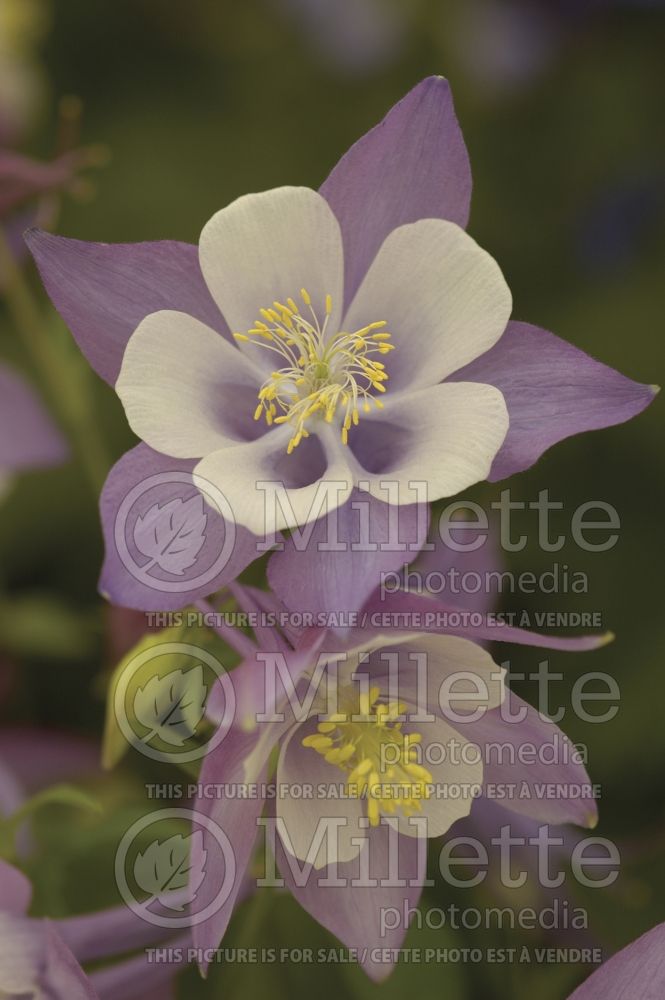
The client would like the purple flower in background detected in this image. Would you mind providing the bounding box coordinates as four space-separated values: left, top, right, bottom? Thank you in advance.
277 0 662 84
451 0 665 96
0 362 67 497
0 730 192 999
0 895 97 1000
26 78 656 603
0 142 106 286
0 858 190 1000
0 148 94 223
576 172 663 276
452 0 563 94
566 920 665 998
273 0 411 76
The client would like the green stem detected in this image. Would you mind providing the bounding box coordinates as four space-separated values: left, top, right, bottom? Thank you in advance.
0 225 109 495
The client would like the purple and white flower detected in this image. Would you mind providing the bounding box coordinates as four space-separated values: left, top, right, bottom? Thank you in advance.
26 78 656 601
193 603 598 981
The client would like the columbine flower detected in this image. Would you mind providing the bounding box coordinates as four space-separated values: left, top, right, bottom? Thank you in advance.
27 78 656 583
110 182 511 536
193 600 598 981
0 363 67 499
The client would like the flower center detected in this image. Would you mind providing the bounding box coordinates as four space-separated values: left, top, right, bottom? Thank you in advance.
301 684 432 826
234 289 394 455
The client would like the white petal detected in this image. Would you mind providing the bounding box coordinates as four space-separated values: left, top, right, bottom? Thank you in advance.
199 187 344 367
276 723 365 870
396 714 483 839
342 219 512 392
369 633 506 719
193 424 354 536
350 381 509 503
116 310 264 457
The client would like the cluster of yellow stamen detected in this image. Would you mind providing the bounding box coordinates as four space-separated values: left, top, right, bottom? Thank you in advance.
233 289 394 454
301 685 433 826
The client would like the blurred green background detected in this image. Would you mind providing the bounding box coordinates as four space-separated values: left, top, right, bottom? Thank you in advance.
1 0 663 997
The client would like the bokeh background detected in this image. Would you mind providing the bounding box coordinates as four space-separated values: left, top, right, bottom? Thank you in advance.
0 1 663 997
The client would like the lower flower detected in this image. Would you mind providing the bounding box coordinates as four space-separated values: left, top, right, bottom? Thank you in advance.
192 625 597 981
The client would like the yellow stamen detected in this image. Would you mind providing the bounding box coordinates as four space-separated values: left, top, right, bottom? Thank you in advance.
302 683 432 826
237 293 394 451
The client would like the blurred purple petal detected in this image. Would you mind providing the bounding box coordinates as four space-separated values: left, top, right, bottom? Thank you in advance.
321 76 472 306
268 490 428 623
450 321 657 480
56 903 180 964
455 0 561 94
0 914 97 999
452 799 593 945
0 858 32 915
230 581 288 652
277 821 425 982
275 0 407 76
568 921 665 998
0 208 37 286
458 691 598 827
89 940 186 1000
0 756 23 817
408 517 503 617
25 230 229 386
207 628 324 731
0 363 67 473
236 584 304 647
0 150 84 218
44 923 99 999
98 444 260 611
191 729 266 970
